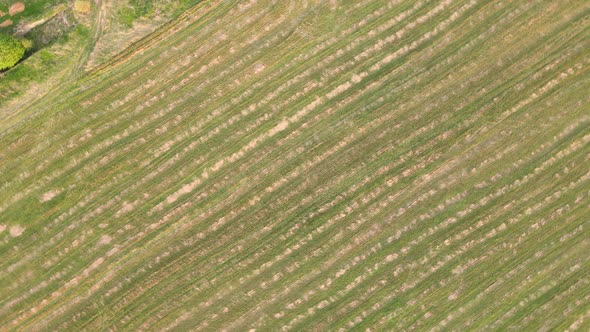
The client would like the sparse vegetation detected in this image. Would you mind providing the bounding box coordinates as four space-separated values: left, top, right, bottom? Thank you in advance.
26 10 77 48
0 1 588 331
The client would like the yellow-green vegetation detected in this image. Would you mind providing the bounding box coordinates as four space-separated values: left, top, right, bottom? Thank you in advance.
0 33 24 69
0 1 589 331
19 37 33 50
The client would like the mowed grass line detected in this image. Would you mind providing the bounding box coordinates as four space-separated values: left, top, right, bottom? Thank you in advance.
0 0 384 231
0 0 584 308
140 4 590 326
1 0 589 330
0 0 440 294
2 2 588 328
96 7 588 330
0 0 316 264
1 0 408 324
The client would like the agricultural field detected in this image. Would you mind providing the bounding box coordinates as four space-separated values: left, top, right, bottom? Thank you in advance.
0 0 589 330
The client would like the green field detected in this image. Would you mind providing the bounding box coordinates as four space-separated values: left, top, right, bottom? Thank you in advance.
1 0 589 330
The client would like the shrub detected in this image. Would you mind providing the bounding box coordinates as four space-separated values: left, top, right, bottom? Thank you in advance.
0 33 25 70
20 38 34 51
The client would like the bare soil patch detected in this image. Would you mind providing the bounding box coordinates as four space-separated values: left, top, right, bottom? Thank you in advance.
9 2 25 16
0 19 12 27
9 225 25 237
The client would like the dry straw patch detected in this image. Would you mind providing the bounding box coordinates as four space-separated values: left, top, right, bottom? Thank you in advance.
40 189 61 202
9 2 25 16
74 1 91 14
98 235 112 245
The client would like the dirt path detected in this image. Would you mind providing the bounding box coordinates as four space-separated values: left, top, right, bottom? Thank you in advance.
14 17 47 36
93 0 108 41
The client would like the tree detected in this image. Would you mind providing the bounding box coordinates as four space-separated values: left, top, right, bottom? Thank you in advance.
0 33 25 70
